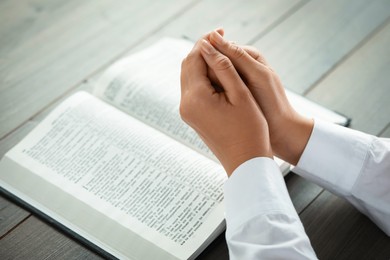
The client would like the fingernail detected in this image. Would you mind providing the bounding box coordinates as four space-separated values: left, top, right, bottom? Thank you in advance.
215 27 224 35
201 39 216 55
212 30 224 45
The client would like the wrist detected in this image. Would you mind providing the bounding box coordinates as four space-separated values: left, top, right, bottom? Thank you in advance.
271 113 314 165
219 141 273 177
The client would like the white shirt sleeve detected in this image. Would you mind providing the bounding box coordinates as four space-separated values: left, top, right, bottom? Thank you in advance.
293 119 390 236
224 157 318 259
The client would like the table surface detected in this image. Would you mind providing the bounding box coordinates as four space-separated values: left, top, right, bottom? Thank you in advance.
1 0 390 259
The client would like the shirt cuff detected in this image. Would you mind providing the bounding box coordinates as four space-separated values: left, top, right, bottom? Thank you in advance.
224 157 298 232
293 119 373 197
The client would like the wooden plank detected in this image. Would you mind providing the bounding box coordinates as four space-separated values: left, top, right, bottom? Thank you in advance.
30 0 305 121
60 0 307 80
135 0 305 47
0 216 102 259
285 173 323 213
30 0 305 120
0 1 79 50
7 0 307 123
0 0 197 140
306 21 390 135
252 0 390 95
379 124 390 137
300 191 390 259
0 196 29 238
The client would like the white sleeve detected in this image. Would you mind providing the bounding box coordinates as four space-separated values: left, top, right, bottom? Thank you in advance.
224 157 317 260
293 120 390 236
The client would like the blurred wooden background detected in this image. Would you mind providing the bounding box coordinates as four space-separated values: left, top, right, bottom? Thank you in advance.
0 0 389 259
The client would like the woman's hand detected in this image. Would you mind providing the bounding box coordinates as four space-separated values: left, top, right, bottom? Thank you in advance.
208 30 314 165
180 35 272 176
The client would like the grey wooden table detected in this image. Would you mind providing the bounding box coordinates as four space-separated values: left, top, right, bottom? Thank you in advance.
1 0 390 259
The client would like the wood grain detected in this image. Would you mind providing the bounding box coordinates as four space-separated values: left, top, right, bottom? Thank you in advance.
379 124 390 137
252 0 390 95
0 196 29 238
285 173 323 213
307 21 390 135
0 216 102 260
135 0 305 47
300 191 390 260
80 0 307 78
0 0 197 140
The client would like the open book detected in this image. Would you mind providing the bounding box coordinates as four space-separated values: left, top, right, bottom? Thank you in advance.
0 38 349 260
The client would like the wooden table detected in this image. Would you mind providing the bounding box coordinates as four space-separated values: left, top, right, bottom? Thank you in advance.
1 0 390 259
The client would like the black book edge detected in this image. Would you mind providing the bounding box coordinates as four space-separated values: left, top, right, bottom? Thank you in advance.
337 112 352 127
0 187 117 260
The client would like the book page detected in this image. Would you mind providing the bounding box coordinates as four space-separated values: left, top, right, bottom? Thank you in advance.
93 38 291 173
94 39 206 154
2 92 226 260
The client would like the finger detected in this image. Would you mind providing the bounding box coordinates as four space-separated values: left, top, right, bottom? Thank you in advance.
208 45 270 89
181 51 214 93
191 28 224 52
181 29 226 94
200 39 247 102
205 28 225 90
209 30 270 84
240 45 270 67
207 66 223 92
182 28 225 93
215 27 224 37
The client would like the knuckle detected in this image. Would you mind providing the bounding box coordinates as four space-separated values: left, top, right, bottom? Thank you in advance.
257 52 268 62
262 66 274 81
247 63 271 85
243 45 261 61
220 40 230 50
252 50 261 61
214 55 233 71
202 32 210 40
230 44 245 59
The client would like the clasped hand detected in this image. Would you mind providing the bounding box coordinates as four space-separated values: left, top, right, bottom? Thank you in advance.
180 29 314 176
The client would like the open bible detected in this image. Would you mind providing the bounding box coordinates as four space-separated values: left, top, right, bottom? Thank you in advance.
0 38 349 260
